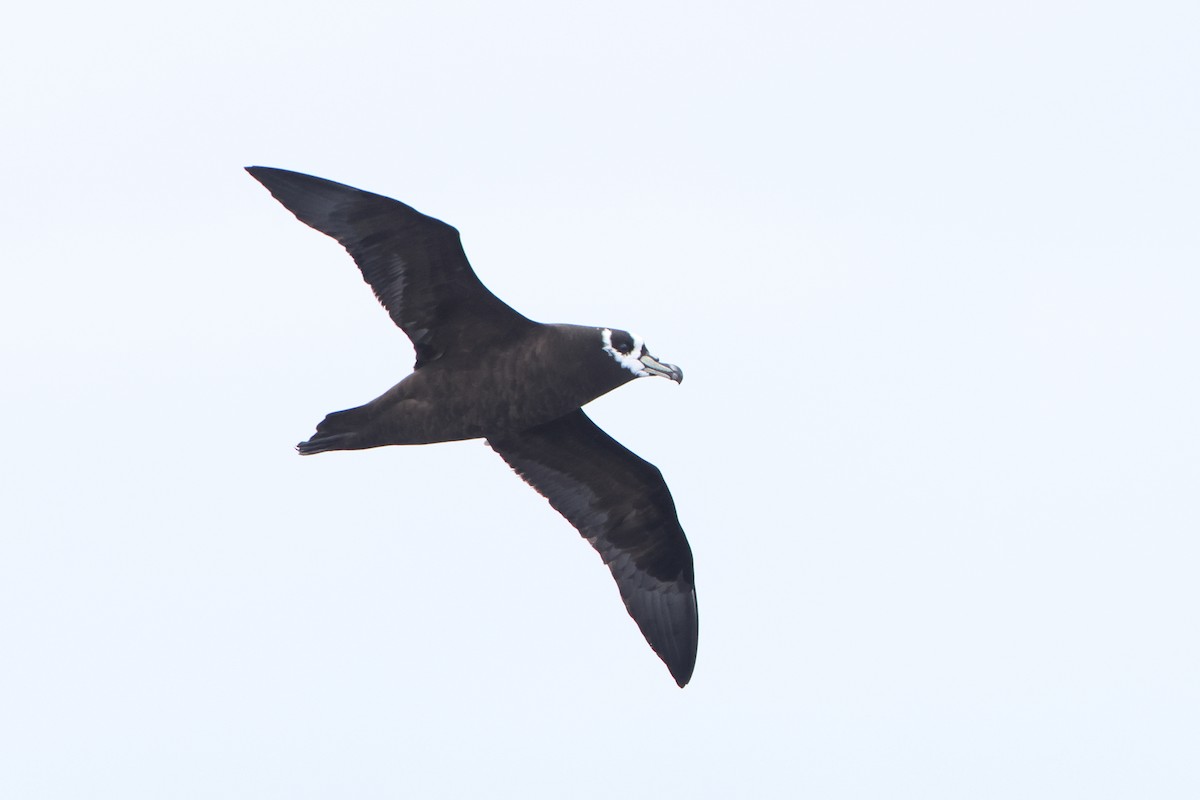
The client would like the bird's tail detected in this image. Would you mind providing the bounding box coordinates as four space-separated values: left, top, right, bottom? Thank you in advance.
296 405 372 455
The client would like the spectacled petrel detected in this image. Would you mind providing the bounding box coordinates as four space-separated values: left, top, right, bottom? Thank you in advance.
247 168 698 686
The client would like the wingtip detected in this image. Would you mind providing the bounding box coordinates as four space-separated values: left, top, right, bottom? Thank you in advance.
666 650 696 687
244 165 276 183
636 590 698 688
245 165 272 187
245 165 303 183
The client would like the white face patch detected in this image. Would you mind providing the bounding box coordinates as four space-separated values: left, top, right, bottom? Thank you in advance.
600 328 649 377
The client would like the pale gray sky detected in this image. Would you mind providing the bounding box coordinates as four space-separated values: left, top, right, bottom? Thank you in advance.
3 1 1198 798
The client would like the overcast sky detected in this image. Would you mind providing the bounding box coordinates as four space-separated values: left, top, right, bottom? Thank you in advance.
3 1 1198 798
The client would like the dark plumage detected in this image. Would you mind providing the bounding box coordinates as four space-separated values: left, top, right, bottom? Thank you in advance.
247 167 697 686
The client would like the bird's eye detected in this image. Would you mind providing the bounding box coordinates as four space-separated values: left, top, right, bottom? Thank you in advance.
609 331 635 355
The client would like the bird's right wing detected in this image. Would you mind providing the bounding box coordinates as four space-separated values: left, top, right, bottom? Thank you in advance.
247 167 536 368
488 410 698 686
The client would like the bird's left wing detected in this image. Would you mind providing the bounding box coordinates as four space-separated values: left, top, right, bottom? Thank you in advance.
488 410 698 686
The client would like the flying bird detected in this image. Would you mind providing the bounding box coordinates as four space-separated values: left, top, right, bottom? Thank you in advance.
247 167 697 686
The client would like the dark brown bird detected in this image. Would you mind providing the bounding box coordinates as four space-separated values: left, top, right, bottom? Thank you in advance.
247 167 697 686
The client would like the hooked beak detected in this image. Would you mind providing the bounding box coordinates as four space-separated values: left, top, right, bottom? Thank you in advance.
639 353 684 383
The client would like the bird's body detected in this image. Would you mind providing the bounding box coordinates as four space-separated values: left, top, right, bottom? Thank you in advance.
247 167 698 686
300 324 638 451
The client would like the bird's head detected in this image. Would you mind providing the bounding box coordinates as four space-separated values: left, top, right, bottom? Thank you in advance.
599 328 683 384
